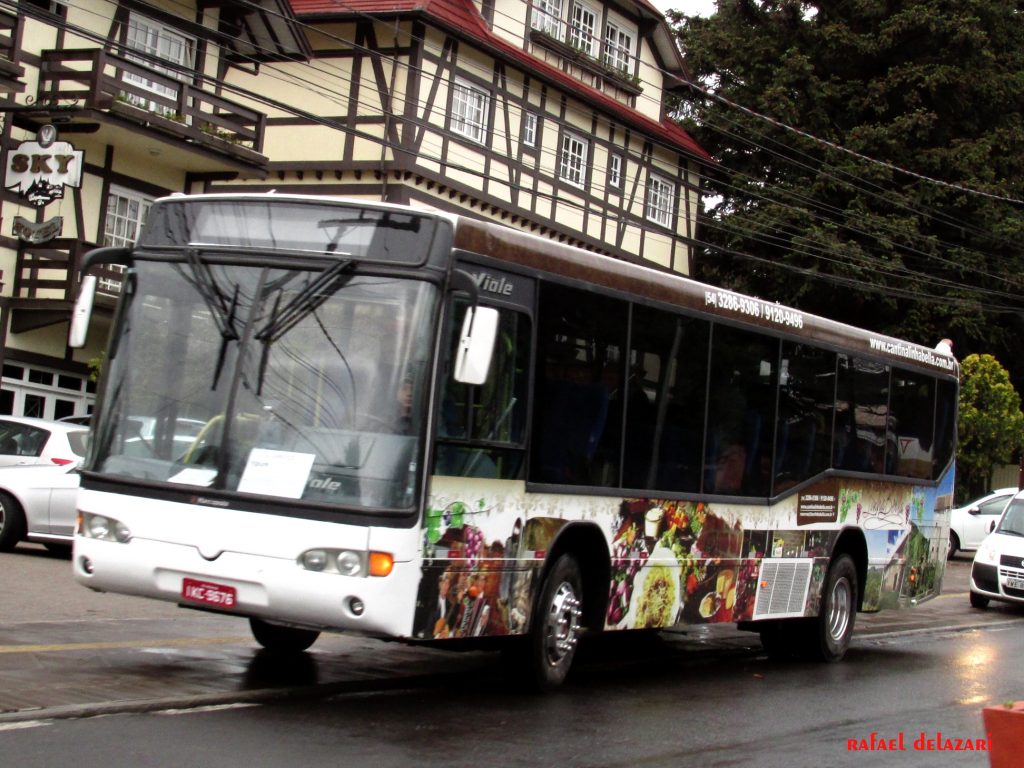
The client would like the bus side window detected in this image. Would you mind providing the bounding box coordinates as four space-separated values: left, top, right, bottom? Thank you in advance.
889 368 939 479
434 304 529 479
624 306 709 493
932 378 957 479
530 283 626 487
834 356 889 474
774 343 836 493
703 325 778 497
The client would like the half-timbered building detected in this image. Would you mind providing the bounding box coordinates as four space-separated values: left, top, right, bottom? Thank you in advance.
0 0 708 419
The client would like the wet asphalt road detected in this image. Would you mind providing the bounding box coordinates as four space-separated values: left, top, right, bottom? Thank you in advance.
0 545 1022 768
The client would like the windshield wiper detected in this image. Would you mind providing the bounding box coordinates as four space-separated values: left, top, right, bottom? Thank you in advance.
179 251 241 389
253 258 356 394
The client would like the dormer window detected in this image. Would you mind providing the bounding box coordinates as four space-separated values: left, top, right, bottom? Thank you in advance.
532 0 564 40
569 3 598 57
604 20 634 73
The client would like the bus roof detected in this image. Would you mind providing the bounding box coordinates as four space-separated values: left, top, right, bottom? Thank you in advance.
449 214 959 379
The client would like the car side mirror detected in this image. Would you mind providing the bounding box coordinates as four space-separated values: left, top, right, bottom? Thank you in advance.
968 506 981 516
989 520 997 533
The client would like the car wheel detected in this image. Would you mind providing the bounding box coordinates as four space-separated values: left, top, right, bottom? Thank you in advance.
969 591 990 609
249 618 320 653
0 491 26 552
947 532 960 560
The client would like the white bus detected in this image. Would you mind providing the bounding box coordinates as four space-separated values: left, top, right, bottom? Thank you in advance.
70 193 958 689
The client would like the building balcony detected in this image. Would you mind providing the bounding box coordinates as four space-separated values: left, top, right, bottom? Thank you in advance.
0 10 26 93
9 239 122 334
24 48 268 176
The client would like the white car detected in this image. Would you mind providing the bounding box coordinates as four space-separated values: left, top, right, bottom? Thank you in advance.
0 463 81 551
0 416 89 468
948 487 1017 558
970 490 1024 609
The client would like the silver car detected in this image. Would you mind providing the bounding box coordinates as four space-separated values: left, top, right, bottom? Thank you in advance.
0 462 81 552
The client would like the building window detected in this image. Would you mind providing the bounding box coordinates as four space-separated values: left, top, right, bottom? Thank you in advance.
123 14 195 114
0 364 93 420
532 0 564 39
569 3 598 57
522 112 538 148
604 21 634 73
450 78 490 144
559 131 589 188
609 154 622 188
102 187 153 292
646 174 676 228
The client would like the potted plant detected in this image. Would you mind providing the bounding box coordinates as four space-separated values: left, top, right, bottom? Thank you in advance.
983 701 1024 767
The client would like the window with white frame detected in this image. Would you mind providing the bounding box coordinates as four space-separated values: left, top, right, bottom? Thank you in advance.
569 3 598 57
101 187 153 293
604 21 634 73
609 154 622 188
123 14 195 114
522 112 538 148
646 174 676 228
531 0 564 39
559 131 589 188
450 78 490 144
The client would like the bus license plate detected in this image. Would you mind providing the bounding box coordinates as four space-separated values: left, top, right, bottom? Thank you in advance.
1006 576 1024 591
182 578 237 609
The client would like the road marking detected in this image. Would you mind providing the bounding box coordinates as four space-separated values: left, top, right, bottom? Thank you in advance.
155 703 261 716
0 636 250 654
0 720 53 731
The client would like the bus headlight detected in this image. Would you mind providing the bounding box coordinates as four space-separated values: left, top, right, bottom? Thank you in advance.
79 513 132 543
297 549 392 577
300 549 329 571
336 550 362 576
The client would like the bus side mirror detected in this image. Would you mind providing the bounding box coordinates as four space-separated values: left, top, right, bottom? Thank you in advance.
454 306 498 385
68 275 97 348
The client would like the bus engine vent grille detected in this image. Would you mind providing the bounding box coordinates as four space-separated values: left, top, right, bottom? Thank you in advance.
752 558 814 619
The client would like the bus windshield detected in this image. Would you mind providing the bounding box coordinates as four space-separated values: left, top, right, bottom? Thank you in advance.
90 257 438 512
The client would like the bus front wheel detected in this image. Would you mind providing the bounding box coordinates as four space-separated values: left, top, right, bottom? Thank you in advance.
249 617 320 654
524 553 584 690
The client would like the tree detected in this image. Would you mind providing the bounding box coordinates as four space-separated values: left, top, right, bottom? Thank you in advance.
672 1 1024 392
957 353 1024 500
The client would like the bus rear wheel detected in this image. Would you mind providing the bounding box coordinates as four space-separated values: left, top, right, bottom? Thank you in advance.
523 553 583 690
806 554 858 662
249 618 320 654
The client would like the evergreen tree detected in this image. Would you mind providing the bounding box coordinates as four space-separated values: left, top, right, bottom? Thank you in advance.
673 1 1024 388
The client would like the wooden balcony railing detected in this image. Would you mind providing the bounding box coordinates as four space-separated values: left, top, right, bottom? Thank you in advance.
14 240 123 302
37 48 265 157
0 10 26 91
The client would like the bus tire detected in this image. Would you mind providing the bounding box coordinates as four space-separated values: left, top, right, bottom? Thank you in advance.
805 554 858 662
0 491 26 552
526 553 584 690
249 617 320 654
